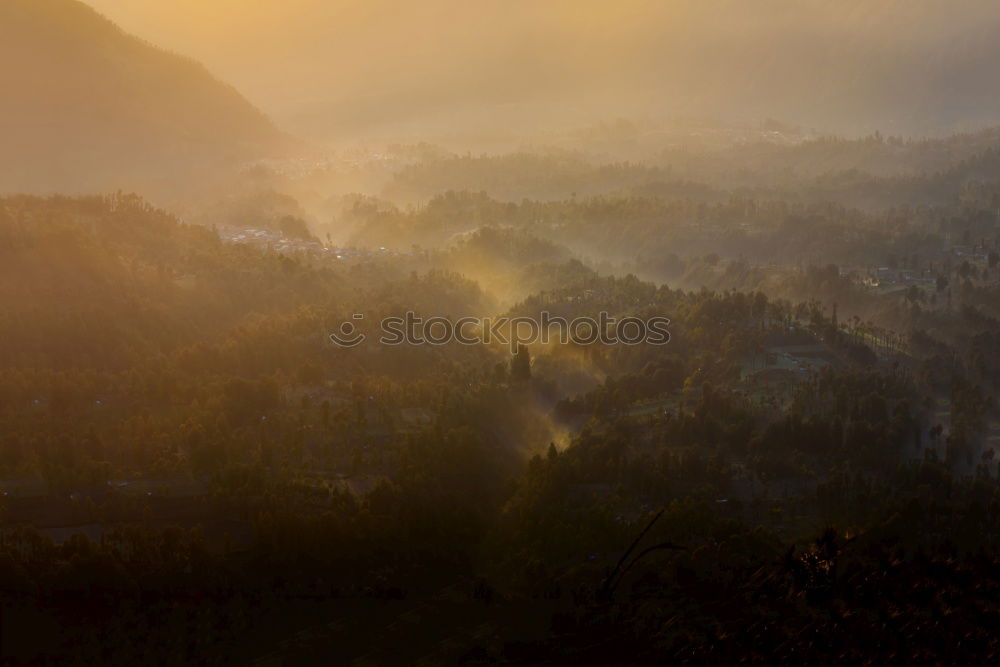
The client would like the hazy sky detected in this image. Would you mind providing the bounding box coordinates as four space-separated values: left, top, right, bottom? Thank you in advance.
84 0 1000 141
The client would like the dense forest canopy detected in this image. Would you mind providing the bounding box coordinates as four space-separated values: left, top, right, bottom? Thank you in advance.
2 1 1000 663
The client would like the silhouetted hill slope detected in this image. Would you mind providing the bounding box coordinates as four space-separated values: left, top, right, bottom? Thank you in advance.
0 0 289 194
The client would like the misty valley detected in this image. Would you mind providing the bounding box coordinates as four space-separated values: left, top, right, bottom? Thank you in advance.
1 1 1000 665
